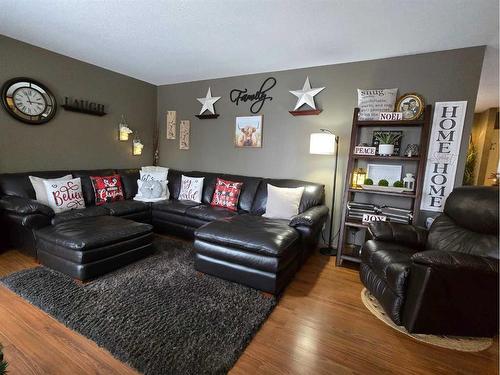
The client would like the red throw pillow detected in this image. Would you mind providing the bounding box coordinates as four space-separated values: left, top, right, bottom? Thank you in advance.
211 178 243 211
90 175 125 206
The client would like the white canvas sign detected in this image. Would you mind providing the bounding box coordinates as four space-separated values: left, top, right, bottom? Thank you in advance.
420 101 467 212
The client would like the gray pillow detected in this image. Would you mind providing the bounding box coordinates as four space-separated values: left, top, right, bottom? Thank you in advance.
140 180 163 199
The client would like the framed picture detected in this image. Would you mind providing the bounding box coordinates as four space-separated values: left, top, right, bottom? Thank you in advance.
179 120 190 150
166 111 176 139
235 115 263 148
366 164 402 185
396 93 425 120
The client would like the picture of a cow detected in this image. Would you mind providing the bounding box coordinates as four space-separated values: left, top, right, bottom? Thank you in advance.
235 116 262 148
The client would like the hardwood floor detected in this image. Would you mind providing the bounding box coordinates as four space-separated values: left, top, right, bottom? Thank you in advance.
0 246 497 375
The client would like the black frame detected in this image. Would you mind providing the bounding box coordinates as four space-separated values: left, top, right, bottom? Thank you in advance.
1 77 57 125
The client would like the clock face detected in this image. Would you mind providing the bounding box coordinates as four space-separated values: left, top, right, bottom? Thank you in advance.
1 78 57 124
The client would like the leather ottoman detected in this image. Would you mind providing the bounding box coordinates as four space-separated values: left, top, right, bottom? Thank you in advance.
35 216 154 281
194 214 301 294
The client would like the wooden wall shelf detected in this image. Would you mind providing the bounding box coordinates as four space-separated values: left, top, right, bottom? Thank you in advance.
336 105 433 267
195 114 219 119
289 109 322 116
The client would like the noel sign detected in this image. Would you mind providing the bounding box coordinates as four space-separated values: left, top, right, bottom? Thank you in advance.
420 101 467 212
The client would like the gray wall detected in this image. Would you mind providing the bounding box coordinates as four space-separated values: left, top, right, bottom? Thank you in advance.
0 35 156 173
157 47 485 235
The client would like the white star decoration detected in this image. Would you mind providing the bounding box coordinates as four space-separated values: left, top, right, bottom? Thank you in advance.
197 87 221 115
289 77 325 110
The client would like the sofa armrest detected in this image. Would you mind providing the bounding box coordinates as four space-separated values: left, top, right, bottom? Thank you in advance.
289 205 329 227
0 196 54 217
368 222 427 250
412 250 498 274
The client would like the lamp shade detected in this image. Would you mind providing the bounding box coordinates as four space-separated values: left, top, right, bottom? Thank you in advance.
310 132 336 155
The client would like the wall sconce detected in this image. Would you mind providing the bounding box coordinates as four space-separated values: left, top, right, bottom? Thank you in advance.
133 137 144 156
119 115 133 141
352 168 367 187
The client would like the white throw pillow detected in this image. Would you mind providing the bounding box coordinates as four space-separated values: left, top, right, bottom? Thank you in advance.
29 174 72 205
134 179 169 202
43 177 85 213
263 184 305 220
178 175 204 203
135 170 169 200
357 88 398 120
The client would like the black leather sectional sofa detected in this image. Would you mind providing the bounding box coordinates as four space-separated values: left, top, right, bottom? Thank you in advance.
0 168 328 293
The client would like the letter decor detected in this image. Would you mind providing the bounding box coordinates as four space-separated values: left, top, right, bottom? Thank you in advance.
61 97 106 116
230 77 276 114
420 101 467 212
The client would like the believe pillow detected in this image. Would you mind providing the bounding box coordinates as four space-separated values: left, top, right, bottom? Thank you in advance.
178 175 204 203
357 88 398 120
211 178 243 211
90 175 125 206
43 177 85 213
263 184 305 220
29 174 72 205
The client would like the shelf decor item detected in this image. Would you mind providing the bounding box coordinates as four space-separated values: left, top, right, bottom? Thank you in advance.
354 144 376 156
132 137 144 156
235 115 263 148
403 173 415 191
196 87 221 119
309 129 339 256
372 130 403 156
367 164 402 186
118 115 133 141
289 76 325 116
352 168 367 187
373 132 402 156
404 143 419 157
357 88 398 120
396 93 425 120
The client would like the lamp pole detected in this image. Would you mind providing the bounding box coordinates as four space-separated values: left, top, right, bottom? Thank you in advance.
319 129 339 256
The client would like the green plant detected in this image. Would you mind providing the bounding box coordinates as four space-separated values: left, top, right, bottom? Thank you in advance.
0 343 7 375
463 138 476 185
393 180 404 187
374 132 402 145
378 179 389 186
363 178 374 185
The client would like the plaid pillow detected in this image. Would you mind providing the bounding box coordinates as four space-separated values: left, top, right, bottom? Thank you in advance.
211 178 243 211
90 175 125 206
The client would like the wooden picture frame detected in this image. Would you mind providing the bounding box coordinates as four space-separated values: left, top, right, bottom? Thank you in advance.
396 93 425 120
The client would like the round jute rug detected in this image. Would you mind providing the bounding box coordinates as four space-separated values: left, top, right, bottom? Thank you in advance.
361 288 493 352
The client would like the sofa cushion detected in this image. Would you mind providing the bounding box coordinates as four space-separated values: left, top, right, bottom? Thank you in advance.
51 206 109 225
153 200 201 215
221 174 262 212
72 169 115 206
116 169 140 200
362 240 416 295
185 204 237 222
195 214 299 257
102 200 150 216
251 178 324 215
166 169 183 199
189 171 219 204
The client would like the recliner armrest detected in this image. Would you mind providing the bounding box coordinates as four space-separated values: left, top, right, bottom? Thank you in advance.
368 222 427 250
412 250 498 274
289 205 329 227
0 195 54 217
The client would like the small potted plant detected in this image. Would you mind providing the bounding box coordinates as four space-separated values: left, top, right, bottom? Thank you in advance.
374 132 402 156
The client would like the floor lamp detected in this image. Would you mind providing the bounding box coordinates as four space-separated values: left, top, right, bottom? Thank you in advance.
309 129 339 256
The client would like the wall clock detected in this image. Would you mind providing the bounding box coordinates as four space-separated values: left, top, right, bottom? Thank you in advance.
1 77 57 124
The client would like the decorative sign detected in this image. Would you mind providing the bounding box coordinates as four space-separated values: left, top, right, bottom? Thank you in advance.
357 88 398 120
420 101 467 212
166 111 176 139
230 77 276 114
179 120 190 150
379 112 403 121
354 146 376 155
61 97 105 116
362 213 387 223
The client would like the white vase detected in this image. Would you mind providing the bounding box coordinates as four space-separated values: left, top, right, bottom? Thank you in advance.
378 144 394 156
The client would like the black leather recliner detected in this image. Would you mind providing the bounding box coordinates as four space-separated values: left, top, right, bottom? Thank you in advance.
360 186 499 337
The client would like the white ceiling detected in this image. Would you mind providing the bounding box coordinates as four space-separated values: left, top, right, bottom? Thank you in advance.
0 0 498 111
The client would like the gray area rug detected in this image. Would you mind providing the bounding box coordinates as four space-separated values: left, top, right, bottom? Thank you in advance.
1 237 277 374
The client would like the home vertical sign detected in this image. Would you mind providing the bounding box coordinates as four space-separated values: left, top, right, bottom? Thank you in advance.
420 101 467 212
